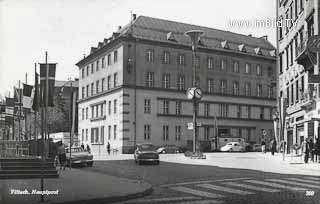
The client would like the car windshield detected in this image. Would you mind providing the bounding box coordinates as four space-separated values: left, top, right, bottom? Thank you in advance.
66 148 84 153
139 144 156 151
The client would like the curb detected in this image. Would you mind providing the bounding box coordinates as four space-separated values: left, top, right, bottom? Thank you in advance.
43 184 153 204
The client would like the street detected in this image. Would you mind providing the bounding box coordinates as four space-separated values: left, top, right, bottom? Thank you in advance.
81 153 320 204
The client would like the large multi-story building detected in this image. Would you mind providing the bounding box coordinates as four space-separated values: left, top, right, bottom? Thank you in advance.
76 15 277 154
278 0 319 152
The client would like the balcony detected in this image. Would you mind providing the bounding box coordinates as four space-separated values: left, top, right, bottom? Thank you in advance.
296 33 316 70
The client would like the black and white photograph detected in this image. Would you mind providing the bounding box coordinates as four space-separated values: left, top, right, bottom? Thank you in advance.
0 0 320 203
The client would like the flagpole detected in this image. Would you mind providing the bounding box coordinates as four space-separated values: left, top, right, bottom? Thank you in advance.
34 63 38 156
19 80 22 144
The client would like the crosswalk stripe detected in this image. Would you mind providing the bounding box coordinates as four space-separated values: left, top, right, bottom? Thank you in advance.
121 196 200 203
224 182 281 193
197 184 253 195
174 200 224 204
169 186 225 198
244 180 307 191
267 179 320 189
305 177 320 181
286 178 320 185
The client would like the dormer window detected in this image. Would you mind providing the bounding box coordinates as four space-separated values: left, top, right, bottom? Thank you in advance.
166 32 176 41
221 41 229 49
238 44 246 52
254 47 262 55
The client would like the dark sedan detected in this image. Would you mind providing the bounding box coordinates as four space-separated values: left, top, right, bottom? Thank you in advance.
134 144 159 165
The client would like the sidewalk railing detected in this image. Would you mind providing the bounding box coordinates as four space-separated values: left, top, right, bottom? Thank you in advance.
0 141 29 158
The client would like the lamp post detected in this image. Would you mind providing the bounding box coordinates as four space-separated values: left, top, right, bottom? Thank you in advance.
185 30 204 153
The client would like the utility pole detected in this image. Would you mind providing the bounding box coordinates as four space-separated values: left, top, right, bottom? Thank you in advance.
69 81 73 170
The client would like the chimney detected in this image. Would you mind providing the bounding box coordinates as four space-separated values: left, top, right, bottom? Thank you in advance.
118 26 122 31
133 14 137 20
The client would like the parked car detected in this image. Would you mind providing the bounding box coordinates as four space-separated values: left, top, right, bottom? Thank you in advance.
220 142 245 152
157 145 182 154
252 144 262 152
65 147 94 167
134 144 159 165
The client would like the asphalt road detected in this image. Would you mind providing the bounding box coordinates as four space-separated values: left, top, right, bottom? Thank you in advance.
82 155 320 204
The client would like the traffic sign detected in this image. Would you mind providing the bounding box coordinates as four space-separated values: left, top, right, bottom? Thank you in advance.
187 122 202 130
186 87 203 100
194 88 202 99
263 129 267 136
187 88 195 99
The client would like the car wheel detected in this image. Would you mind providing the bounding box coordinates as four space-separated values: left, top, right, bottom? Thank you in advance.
87 162 93 167
162 150 167 154
155 160 160 165
138 160 142 165
229 149 233 152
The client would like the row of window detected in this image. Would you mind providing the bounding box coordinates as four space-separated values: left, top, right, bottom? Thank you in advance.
81 125 117 144
81 100 117 120
285 75 306 106
146 49 273 76
158 99 273 120
81 73 118 99
146 72 274 98
81 50 118 78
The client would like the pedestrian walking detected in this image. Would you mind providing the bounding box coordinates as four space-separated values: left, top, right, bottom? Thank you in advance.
86 144 91 154
309 138 315 162
81 143 85 150
271 139 277 156
107 142 111 155
302 138 310 163
261 140 266 153
315 137 320 163
57 142 66 170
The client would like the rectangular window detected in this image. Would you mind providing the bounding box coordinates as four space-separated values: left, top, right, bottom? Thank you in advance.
162 74 170 89
268 86 273 98
95 105 99 118
114 73 118 87
175 126 181 141
260 107 264 119
237 105 241 118
108 54 111 65
91 106 94 118
101 78 105 92
144 99 151 114
108 125 111 140
220 80 227 93
146 72 154 88
86 107 88 119
233 81 239 95
113 125 117 140
100 104 104 117
220 104 228 117
107 75 111 89
233 61 239 73
267 67 273 77
290 42 293 65
163 51 170 64
144 125 151 140
86 129 88 141
177 75 185 91
108 101 111 115
114 99 117 114
102 57 105 68
163 125 169 141
245 83 251 96
114 50 118 62
101 126 104 144
82 68 85 78
204 103 210 117
221 59 226 71
82 87 85 99
195 56 200 68
163 100 169 115
86 66 89 76
86 85 89 97
175 101 181 115
96 80 99 93
204 127 210 140
256 65 262 76
82 108 84 120
207 78 213 93
96 59 99 71
207 57 213 69
95 128 99 143
178 54 185 65
91 63 94 74
91 128 94 143
257 84 262 97
91 83 94 96
245 63 251 74
286 47 289 69
146 49 154 62
279 53 283 74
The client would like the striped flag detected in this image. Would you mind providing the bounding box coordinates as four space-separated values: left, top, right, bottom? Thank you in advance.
22 83 33 109
32 71 39 111
40 63 56 107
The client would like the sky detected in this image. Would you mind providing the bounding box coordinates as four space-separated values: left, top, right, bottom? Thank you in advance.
0 0 276 99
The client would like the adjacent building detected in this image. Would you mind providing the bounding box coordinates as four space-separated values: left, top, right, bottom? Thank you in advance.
76 15 277 154
278 0 319 152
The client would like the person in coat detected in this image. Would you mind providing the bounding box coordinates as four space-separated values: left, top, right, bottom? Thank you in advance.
107 142 111 155
315 137 320 163
261 140 266 153
302 138 310 163
57 142 66 170
270 139 277 156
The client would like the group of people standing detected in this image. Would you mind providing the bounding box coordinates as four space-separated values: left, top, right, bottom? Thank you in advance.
80 142 111 155
302 137 320 163
260 139 277 155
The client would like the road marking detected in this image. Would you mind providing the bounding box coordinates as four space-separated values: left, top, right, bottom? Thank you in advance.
224 182 281 193
305 176 320 181
121 196 200 203
267 179 320 189
197 184 253 195
286 178 320 185
244 180 307 191
174 200 224 204
169 186 225 198
159 177 253 188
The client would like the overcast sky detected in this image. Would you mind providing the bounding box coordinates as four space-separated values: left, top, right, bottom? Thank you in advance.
0 0 276 98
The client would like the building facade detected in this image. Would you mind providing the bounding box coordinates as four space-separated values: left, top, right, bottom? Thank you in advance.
278 0 319 152
76 15 277 154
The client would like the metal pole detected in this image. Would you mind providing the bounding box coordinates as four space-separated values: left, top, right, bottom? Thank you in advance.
19 80 21 143
69 82 72 170
192 46 197 153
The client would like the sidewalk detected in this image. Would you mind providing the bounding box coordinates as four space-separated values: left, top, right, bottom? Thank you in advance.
93 153 133 161
0 167 152 204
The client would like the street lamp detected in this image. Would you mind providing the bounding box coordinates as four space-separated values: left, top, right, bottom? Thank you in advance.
185 30 204 153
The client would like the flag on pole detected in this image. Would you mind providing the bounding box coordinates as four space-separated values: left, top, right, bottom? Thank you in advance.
32 71 40 111
13 87 22 115
40 63 56 107
23 83 33 109
5 97 14 123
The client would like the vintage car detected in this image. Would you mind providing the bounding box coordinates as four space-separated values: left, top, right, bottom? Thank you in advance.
134 143 159 165
220 142 245 152
156 145 182 154
66 147 94 167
